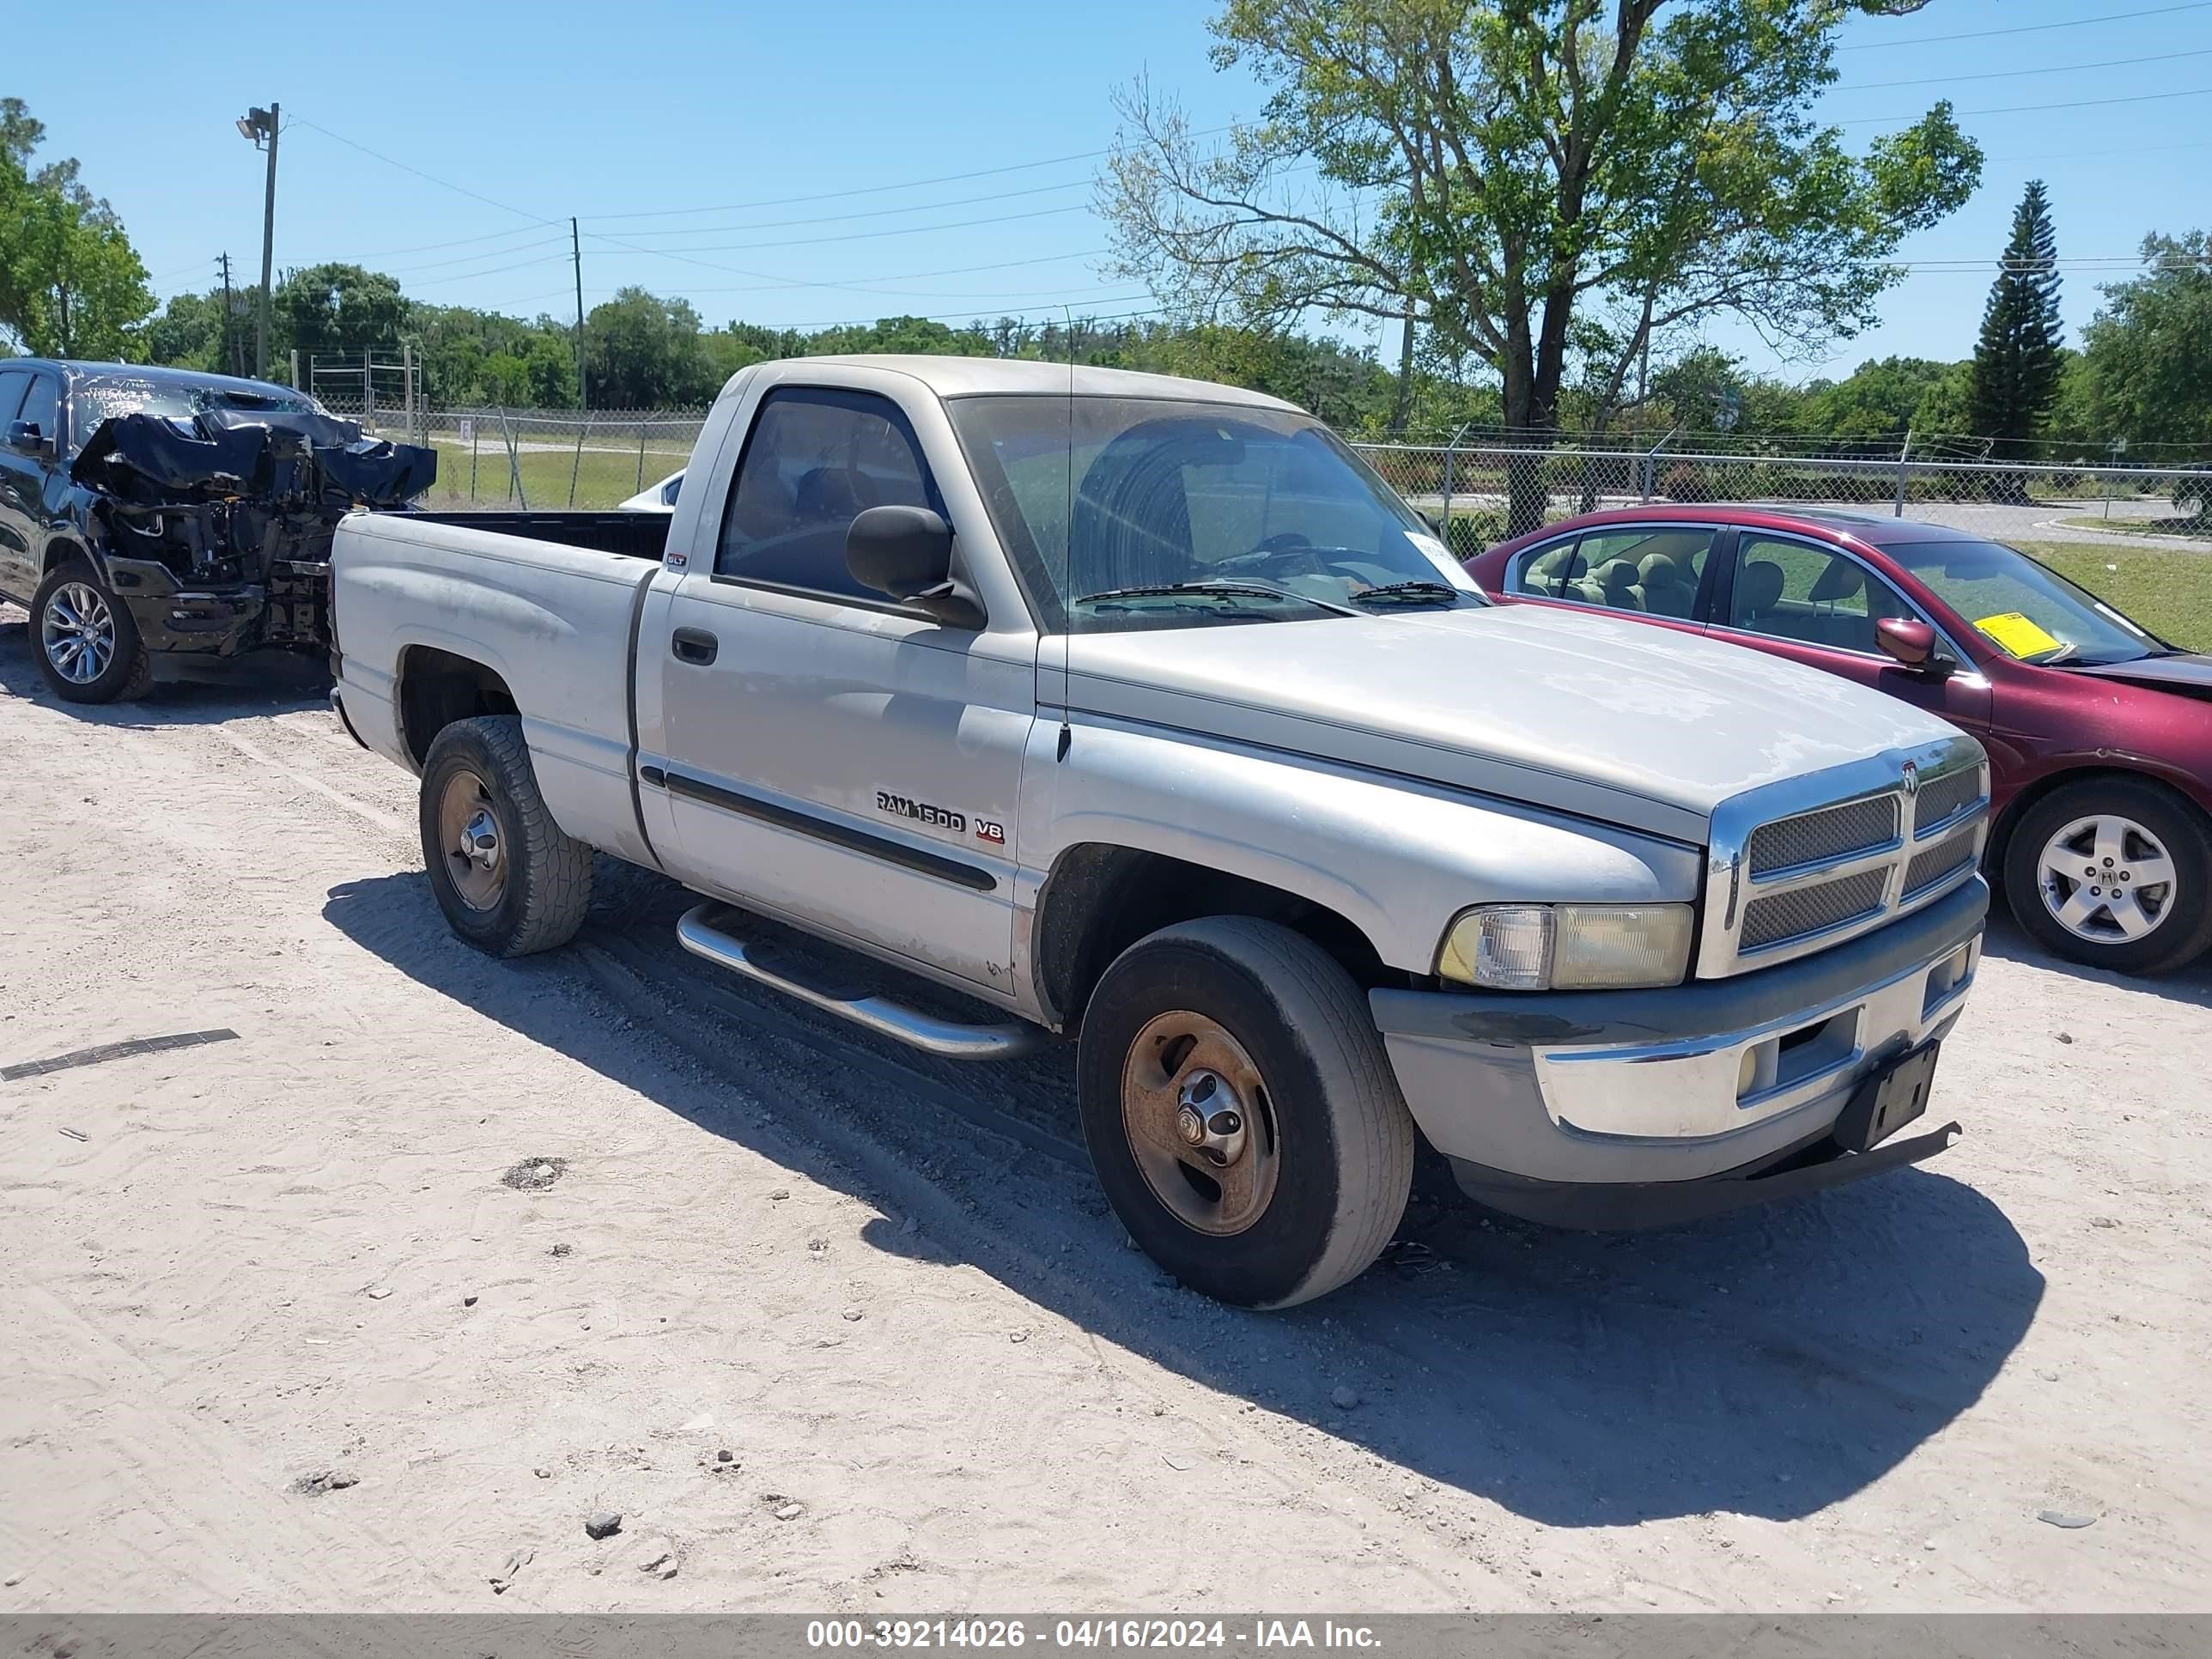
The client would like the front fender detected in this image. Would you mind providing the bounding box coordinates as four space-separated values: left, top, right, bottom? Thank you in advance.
1022 717 1704 979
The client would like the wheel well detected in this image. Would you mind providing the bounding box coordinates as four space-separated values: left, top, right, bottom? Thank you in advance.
1990 766 2210 872
396 646 519 767
1032 844 1392 1029
42 538 88 575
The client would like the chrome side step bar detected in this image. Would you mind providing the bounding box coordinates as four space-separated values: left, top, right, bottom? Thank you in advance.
675 904 1048 1061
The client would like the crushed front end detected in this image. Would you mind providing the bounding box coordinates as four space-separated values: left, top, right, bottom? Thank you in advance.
71 407 435 659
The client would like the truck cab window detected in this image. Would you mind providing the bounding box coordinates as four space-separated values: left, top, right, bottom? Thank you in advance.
16 374 58 445
714 388 936 601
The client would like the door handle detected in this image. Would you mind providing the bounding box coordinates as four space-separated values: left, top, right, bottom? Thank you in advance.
672 627 718 665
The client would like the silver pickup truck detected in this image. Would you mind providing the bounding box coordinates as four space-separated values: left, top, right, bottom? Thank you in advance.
330 356 1990 1308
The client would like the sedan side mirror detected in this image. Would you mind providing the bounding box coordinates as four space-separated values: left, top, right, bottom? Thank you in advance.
1876 616 1956 679
846 505 984 629
5 420 52 459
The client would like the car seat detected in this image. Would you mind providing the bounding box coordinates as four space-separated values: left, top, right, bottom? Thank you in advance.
1735 559 1786 626
1637 552 1697 617
1806 558 1878 652
1590 558 1645 611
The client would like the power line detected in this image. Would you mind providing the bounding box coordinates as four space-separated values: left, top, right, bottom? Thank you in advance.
1835 2 2211 51
595 203 1092 263
348 222 566 261
576 129 1233 223
376 237 568 277
289 118 556 225
1989 137 2212 162
1835 83 2212 125
602 177 1093 240
403 253 571 289
1839 45 2212 92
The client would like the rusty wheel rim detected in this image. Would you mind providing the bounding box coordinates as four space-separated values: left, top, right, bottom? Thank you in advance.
1121 1010 1279 1237
436 769 507 911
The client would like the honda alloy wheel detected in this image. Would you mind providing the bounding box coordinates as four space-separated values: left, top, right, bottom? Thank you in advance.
2002 777 2212 977
2035 813 2177 947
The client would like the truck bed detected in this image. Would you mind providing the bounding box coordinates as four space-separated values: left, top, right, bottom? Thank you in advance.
405 510 670 562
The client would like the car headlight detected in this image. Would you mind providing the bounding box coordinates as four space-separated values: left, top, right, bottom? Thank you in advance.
1436 903 1693 991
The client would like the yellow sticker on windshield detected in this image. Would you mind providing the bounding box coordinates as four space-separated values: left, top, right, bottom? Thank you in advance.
1975 611 2063 659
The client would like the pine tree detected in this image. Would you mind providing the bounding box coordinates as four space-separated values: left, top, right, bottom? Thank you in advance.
1966 180 2064 459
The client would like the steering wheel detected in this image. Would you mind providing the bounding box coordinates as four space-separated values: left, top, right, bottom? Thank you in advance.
1217 532 1328 578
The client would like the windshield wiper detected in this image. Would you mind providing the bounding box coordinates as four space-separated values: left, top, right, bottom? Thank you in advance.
1072 580 1358 617
1351 580 1462 608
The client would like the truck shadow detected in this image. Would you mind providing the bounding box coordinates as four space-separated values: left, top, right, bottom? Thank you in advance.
323 865 2042 1532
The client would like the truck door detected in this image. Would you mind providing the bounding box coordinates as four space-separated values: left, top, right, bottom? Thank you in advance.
0 368 38 601
642 385 1035 997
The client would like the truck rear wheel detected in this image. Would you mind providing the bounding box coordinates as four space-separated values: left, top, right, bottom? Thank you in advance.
1076 916 1413 1309
418 715 592 957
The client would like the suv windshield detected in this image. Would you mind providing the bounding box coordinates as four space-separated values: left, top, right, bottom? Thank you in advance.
1893 538 2167 666
68 375 328 451
948 394 1475 630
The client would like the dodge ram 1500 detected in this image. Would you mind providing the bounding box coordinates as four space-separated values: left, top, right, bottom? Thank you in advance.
330 356 1989 1307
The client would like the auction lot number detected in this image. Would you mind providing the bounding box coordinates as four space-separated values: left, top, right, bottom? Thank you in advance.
808 1622 1231 1649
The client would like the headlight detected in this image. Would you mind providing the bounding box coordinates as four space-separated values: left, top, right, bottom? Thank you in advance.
1436 903 1693 991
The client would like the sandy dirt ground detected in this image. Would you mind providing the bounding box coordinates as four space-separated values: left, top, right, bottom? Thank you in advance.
1 616 2208 1614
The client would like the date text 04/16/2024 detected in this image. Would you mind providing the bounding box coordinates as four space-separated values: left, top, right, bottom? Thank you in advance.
805 1622 1382 1650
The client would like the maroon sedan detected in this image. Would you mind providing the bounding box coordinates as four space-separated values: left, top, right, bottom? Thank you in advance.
1466 505 2212 976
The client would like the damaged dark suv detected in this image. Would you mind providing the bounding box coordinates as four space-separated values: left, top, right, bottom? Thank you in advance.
0 359 434 703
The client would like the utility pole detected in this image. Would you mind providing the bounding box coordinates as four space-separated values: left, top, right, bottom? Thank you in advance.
236 104 281 379
218 253 236 377
570 216 588 410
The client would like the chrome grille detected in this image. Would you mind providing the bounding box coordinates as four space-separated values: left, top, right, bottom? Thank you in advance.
1747 795 1899 876
1740 869 1890 951
1904 825 1979 896
1912 766 1985 834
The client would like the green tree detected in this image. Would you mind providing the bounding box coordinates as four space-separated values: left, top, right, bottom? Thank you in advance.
276 263 408 361
0 97 154 358
1797 356 1955 444
1965 179 2063 458
2076 231 2212 452
1102 0 1980 530
585 288 713 408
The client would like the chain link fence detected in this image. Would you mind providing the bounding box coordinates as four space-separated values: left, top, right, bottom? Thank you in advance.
1346 444 2212 558
356 406 708 509
361 398 2211 550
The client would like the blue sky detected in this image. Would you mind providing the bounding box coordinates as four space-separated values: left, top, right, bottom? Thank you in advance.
15 0 2209 385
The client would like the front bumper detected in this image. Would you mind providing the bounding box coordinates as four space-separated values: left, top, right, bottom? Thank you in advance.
105 556 330 657
1370 877 1987 1228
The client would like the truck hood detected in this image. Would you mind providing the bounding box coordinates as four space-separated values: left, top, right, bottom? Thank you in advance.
1059 603 1961 843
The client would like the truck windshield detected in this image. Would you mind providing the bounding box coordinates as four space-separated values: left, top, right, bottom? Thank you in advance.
68 375 329 452
1892 538 2168 666
948 394 1478 631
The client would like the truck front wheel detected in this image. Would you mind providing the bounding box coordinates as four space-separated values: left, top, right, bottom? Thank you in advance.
1077 916 1414 1309
418 715 592 957
32 558 153 704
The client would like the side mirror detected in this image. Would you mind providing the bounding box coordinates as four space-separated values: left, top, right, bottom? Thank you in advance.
5 420 51 458
1876 616 1956 679
846 505 983 629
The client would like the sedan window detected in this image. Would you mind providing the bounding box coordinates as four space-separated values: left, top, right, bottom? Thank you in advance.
1515 526 1712 618
1727 535 1922 655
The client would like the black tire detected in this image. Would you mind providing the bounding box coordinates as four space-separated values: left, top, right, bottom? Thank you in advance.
418 715 592 957
1077 916 1414 1309
2002 775 2212 976
32 559 153 704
